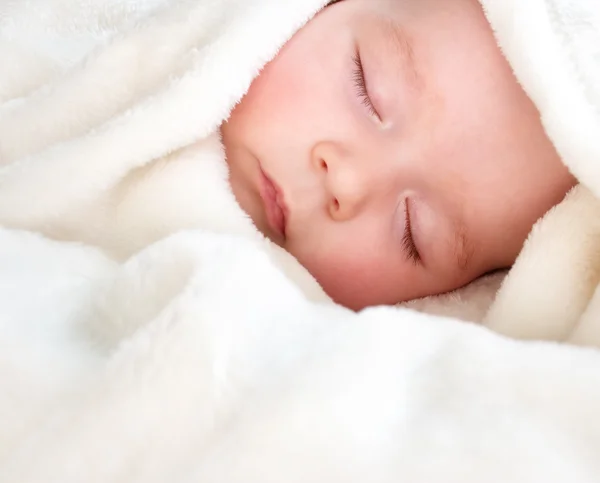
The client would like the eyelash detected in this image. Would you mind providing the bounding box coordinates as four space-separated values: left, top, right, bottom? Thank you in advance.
351 50 381 120
402 199 421 265
352 50 417 264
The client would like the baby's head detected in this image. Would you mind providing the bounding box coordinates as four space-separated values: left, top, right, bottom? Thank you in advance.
221 0 575 310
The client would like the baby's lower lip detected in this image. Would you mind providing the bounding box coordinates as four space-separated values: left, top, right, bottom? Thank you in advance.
259 168 287 239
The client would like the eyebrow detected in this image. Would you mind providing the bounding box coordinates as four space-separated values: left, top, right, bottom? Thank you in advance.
382 18 423 90
452 216 475 271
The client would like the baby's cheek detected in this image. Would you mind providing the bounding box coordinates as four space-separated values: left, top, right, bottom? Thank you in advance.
249 38 310 114
296 250 405 310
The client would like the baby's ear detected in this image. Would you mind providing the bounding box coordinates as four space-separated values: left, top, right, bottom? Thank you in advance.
483 185 600 346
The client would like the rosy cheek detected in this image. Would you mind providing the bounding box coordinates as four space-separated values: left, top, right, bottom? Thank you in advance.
300 252 402 310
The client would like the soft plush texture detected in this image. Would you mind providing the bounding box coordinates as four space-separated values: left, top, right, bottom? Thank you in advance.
1 0 600 482
482 0 600 346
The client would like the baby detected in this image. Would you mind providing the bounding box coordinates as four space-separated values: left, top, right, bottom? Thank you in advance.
221 0 575 309
0 0 579 314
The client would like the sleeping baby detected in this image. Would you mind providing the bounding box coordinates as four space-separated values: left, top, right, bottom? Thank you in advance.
221 0 575 309
0 0 585 315
3 0 600 477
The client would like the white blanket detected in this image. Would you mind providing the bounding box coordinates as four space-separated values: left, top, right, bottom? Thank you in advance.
1 0 600 481
482 0 600 346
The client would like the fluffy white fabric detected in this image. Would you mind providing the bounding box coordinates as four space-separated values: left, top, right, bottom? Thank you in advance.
1 0 600 481
482 0 600 346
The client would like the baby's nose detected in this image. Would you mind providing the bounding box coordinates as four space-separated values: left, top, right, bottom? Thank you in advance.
311 141 369 222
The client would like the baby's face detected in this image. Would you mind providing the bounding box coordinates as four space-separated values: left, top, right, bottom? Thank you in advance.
221 0 574 310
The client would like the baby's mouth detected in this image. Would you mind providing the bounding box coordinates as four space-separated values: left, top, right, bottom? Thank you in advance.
258 167 288 241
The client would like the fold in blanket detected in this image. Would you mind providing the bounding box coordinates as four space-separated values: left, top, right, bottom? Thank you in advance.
0 0 329 260
2 0 600 482
480 0 600 346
